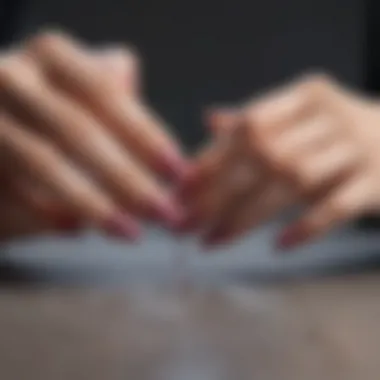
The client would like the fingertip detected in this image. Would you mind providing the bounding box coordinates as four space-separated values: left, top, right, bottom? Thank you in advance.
173 213 201 234
203 105 237 135
55 215 82 232
202 106 221 132
201 225 240 250
104 212 142 242
275 224 308 251
174 163 201 199
156 148 191 182
146 195 185 229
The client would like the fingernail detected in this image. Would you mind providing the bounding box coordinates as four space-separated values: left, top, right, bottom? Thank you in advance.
157 148 190 181
174 166 200 200
202 228 230 247
56 216 82 231
104 213 141 241
276 227 303 250
174 212 202 233
148 197 184 229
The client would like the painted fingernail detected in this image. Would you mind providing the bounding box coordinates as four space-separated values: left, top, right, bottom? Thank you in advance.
157 148 190 181
175 166 200 200
174 209 204 233
56 215 82 231
203 228 230 247
276 227 303 250
147 197 184 229
104 213 141 241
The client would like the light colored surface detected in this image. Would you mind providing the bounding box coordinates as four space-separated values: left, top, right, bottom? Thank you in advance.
1 220 380 379
0 274 379 379
2 220 380 284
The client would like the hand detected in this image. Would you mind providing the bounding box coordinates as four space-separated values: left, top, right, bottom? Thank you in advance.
180 74 380 250
0 30 187 242
0 43 136 241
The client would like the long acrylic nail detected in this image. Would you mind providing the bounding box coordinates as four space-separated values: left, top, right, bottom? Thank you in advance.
104 213 141 241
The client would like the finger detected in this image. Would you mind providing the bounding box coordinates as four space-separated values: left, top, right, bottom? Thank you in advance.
242 74 340 136
243 81 311 134
7 176 82 230
0 113 141 240
28 32 187 180
276 175 370 250
288 141 362 194
177 137 230 201
231 85 316 177
177 121 267 232
180 87 309 219
0 188 81 241
180 158 261 232
204 106 240 136
238 115 353 190
0 55 181 226
94 46 141 96
203 181 294 246
177 119 252 205
11 182 129 239
273 114 336 157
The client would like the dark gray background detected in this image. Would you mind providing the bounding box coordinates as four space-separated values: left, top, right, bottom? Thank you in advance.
3 0 380 283
13 0 366 148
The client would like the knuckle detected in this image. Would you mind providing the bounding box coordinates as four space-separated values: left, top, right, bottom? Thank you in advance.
242 127 290 173
27 30 67 56
0 57 15 86
300 72 335 101
329 194 351 220
0 54 34 88
110 46 140 74
244 106 270 131
121 46 140 66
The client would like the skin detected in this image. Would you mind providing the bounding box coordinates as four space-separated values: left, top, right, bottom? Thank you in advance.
3 35 380 251
0 31 188 242
178 74 380 250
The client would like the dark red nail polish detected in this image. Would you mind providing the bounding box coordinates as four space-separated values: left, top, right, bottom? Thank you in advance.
104 213 141 241
148 197 184 229
174 212 202 233
157 148 190 181
175 165 200 198
56 216 81 231
203 228 230 247
276 227 302 250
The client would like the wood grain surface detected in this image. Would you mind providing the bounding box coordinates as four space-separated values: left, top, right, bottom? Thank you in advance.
0 274 378 380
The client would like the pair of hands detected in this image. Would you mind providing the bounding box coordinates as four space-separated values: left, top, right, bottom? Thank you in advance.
2 31 380 251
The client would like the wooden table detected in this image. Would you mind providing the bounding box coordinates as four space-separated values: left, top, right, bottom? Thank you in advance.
0 272 378 380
